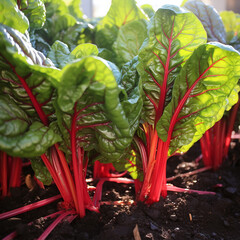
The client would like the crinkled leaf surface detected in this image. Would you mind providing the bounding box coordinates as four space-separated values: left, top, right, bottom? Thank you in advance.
0 0 29 33
113 19 147 67
52 56 142 161
113 57 143 178
48 40 99 69
18 0 46 29
30 30 51 57
96 0 147 50
137 5 207 125
47 40 71 68
120 56 140 94
0 95 61 157
0 24 52 67
118 57 142 137
156 43 240 155
183 0 226 43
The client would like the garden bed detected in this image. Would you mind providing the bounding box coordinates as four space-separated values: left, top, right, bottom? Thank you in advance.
1 142 240 240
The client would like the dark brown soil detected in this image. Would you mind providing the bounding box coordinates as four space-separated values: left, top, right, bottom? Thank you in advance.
0 142 240 240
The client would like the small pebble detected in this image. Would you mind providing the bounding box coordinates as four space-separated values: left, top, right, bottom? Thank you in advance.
223 220 230 227
174 227 180 232
211 232 217 237
170 214 177 221
146 232 154 239
171 233 176 239
225 187 237 195
150 222 159 231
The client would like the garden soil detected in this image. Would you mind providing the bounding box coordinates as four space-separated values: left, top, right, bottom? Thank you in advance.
0 142 240 240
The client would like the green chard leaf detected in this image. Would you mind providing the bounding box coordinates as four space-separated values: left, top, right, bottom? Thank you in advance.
0 0 29 33
30 30 51 56
123 149 143 180
60 22 95 51
71 43 99 58
51 56 142 162
113 19 148 67
120 56 140 94
67 0 83 20
98 48 116 63
137 5 207 125
220 11 240 43
48 40 98 69
31 157 52 185
156 43 240 155
141 4 155 19
220 11 240 51
225 84 240 111
115 57 144 178
118 57 143 136
96 0 148 50
48 13 77 43
94 57 143 177
183 0 226 43
47 40 71 68
0 95 61 157
42 0 94 49
44 0 68 18
42 0 91 49
0 24 59 124
41 0 77 45
17 0 46 30
111 148 144 181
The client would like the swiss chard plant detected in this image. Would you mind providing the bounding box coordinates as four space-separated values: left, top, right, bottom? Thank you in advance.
0 0 142 220
182 0 240 169
88 0 149 179
131 5 240 203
